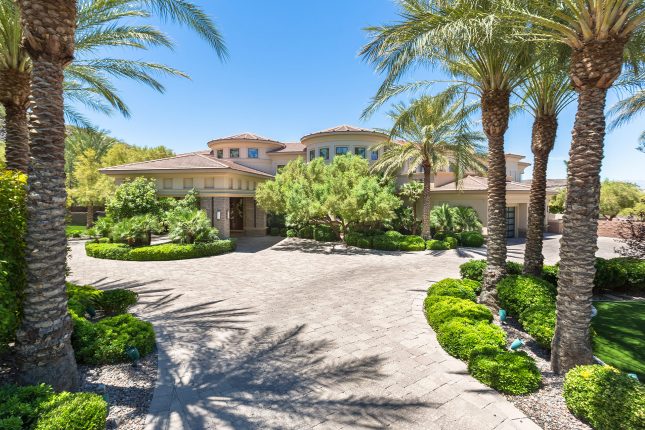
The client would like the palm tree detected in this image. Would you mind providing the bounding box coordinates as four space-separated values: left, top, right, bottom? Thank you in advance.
512 0 645 373
1 0 227 172
520 53 576 277
361 0 532 307
13 0 226 390
371 93 485 238
398 180 424 234
609 68 645 151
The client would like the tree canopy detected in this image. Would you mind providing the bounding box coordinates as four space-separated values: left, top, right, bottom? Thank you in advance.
255 155 402 234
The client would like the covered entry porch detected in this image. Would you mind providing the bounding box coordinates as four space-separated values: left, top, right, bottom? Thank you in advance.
199 195 267 238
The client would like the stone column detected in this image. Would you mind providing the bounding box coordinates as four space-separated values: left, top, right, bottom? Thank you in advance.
243 197 267 236
201 197 230 238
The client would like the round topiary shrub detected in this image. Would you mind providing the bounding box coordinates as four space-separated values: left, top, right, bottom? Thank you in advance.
459 231 485 247
94 289 138 315
399 235 426 251
427 279 479 302
459 260 487 282
426 239 449 250
424 296 493 329
372 235 400 251
564 365 645 430
436 318 507 360
468 347 542 395
443 236 459 249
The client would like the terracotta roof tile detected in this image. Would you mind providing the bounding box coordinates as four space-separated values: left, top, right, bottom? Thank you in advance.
433 176 532 192
302 124 387 139
209 132 282 144
269 142 305 153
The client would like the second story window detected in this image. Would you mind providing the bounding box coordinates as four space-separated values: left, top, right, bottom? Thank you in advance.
355 147 366 158
183 178 193 189
319 147 329 160
163 178 173 189
230 148 240 158
216 149 223 159
370 150 379 161
335 146 349 156
248 148 259 158
309 149 315 161
204 177 214 189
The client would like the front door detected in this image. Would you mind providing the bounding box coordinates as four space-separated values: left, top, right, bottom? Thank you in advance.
230 197 244 231
506 207 516 238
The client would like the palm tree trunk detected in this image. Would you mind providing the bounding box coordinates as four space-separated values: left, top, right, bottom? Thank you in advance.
523 115 557 276
15 0 78 391
422 163 431 239
0 70 31 172
86 203 94 227
551 40 625 374
479 90 510 309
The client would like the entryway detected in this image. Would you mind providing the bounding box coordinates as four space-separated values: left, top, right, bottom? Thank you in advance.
230 197 244 232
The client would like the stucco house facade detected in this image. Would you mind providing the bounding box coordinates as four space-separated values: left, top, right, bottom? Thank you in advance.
100 125 546 238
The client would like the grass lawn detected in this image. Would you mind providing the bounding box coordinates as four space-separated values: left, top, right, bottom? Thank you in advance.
66 224 88 237
592 300 645 378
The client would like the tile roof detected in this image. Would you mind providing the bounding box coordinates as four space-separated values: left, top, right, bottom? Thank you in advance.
522 178 567 191
99 151 274 177
302 124 387 139
433 176 532 192
208 132 283 146
269 142 306 153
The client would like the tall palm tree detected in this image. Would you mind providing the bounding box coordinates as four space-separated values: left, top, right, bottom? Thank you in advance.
512 0 645 373
14 0 80 391
371 93 485 238
520 53 576 276
609 68 645 151
13 0 226 391
361 0 532 307
0 0 227 172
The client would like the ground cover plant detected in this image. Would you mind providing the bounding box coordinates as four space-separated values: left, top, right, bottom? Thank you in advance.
592 301 645 378
563 365 645 430
468 347 542 395
66 224 88 238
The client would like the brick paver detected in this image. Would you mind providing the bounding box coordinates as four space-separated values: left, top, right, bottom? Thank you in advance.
68 235 620 430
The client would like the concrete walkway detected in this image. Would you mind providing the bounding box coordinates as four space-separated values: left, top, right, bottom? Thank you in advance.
68 235 620 430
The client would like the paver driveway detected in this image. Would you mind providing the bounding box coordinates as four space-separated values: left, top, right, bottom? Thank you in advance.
68 235 620 430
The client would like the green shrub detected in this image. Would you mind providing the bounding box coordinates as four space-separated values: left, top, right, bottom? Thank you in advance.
92 215 114 238
167 207 218 244
95 289 138 315
497 275 556 348
72 313 155 364
595 257 645 291
443 236 458 249
106 177 161 220
433 232 447 241
427 278 480 302
34 392 107 430
286 229 298 237
344 232 361 246
398 235 426 251
314 225 338 242
85 242 132 260
66 283 103 316
269 227 280 236
507 261 524 275
564 365 645 430
0 171 27 350
110 214 162 246
424 296 493 329
372 235 400 251
542 264 559 285
384 230 403 239
0 384 107 430
97 237 111 244
86 240 235 261
437 319 506 360
280 228 288 237
459 231 485 247
468 347 542 395
459 260 525 282
426 239 449 250
298 226 314 239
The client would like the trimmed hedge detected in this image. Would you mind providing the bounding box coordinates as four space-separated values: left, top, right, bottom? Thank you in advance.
459 231 485 247
564 365 645 430
426 239 448 250
427 278 481 302
313 225 338 242
95 289 138 315
72 313 155 364
595 257 645 292
437 318 507 360
424 296 493 330
0 384 107 430
497 275 556 349
459 260 525 283
468 347 542 395
399 235 426 251
85 240 235 261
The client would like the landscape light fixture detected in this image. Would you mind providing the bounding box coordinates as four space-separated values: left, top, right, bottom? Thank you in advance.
510 339 525 351
499 309 507 323
126 346 140 367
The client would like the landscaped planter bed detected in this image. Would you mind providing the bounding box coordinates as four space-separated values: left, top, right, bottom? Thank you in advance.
85 239 236 261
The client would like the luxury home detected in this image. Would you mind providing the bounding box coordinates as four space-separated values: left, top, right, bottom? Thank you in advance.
100 125 544 238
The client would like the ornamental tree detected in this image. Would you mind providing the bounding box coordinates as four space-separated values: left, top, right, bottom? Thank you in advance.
255 155 401 235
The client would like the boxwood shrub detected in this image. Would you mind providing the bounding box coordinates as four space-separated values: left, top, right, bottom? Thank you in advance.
371 234 401 251
459 231 485 247
459 260 525 283
95 289 138 315
595 257 645 292
437 318 507 360
443 236 458 249
424 295 493 330
497 275 556 348
72 312 155 364
85 240 235 261
398 235 426 251
426 239 449 250
427 278 481 302
468 347 542 395
0 384 107 430
286 228 298 237
564 365 645 430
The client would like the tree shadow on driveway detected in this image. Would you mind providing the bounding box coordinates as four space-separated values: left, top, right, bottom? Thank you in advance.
148 324 434 429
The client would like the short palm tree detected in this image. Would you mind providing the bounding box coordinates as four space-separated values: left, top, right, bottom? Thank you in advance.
13 0 226 390
398 180 424 234
371 93 485 238
362 0 532 307
512 0 645 373
1 0 227 172
519 52 576 277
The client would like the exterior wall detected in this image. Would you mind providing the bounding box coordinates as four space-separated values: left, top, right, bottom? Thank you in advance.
268 152 304 173
301 133 386 164
243 197 267 236
207 139 282 175
200 197 230 238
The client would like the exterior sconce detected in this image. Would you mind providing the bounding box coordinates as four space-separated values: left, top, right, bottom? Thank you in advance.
227 210 230 219
216 210 221 220
510 339 525 351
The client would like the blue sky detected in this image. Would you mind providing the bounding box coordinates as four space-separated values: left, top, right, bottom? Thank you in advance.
79 0 645 184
